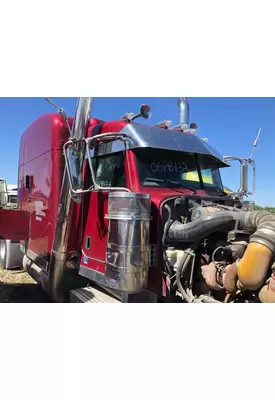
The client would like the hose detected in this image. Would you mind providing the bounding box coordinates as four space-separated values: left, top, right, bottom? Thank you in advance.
162 204 174 276
175 251 193 302
166 203 275 294
237 211 275 290
168 209 275 251
240 211 275 252
168 211 239 242
175 249 223 303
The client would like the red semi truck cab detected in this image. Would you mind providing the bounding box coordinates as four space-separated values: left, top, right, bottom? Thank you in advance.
13 109 238 300
1 98 265 304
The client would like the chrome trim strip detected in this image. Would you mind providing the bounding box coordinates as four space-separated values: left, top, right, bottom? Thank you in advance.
81 249 105 264
79 265 122 300
78 265 158 303
26 248 49 272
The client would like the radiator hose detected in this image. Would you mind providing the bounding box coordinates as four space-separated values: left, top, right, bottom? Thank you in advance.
167 212 238 242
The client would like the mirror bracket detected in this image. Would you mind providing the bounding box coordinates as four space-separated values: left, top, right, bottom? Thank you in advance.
121 104 151 122
63 132 132 197
223 156 256 199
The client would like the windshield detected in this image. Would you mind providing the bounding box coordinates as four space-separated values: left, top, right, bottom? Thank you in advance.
134 148 224 191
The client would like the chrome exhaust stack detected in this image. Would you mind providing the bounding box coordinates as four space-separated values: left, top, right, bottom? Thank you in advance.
71 98 94 141
178 97 189 125
47 97 93 302
171 97 191 131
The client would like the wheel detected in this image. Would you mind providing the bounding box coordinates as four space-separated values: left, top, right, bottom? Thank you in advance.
0 240 23 269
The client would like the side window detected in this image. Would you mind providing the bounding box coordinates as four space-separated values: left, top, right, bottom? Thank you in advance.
67 147 82 189
91 151 126 188
200 169 214 185
197 153 223 190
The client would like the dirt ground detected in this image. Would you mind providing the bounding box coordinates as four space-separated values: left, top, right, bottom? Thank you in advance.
0 267 50 303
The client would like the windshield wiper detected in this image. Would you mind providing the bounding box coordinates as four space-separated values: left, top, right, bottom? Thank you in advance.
143 177 196 191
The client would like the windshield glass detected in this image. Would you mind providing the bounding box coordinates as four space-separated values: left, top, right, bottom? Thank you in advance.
134 148 224 191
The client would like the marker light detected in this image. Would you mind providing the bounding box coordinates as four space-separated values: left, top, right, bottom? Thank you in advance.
155 120 172 129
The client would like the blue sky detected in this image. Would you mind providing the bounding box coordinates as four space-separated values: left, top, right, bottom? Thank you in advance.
0 97 274 206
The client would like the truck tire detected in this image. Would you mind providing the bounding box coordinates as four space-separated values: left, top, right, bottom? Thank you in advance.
0 240 23 270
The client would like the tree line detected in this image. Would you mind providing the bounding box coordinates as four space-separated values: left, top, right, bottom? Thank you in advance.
254 205 275 213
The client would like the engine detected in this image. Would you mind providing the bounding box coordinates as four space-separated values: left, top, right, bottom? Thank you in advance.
161 196 275 303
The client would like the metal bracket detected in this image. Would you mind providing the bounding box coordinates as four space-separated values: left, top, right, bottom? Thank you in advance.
223 156 256 198
63 132 132 196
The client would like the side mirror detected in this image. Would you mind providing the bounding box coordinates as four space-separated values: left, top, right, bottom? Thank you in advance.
240 162 249 194
140 104 151 120
223 156 256 198
121 104 152 122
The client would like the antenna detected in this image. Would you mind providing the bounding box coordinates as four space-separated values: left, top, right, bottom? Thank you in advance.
249 128 262 159
44 97 72 136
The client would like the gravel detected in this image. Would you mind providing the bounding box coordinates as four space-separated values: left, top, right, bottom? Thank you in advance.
0 267 50 303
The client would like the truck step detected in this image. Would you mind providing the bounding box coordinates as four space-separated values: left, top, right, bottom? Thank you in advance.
70 286 120 303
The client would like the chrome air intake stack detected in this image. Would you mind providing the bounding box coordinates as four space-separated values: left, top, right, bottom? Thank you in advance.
104 192 151 293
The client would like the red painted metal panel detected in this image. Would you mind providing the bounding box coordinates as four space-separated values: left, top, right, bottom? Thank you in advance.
18 113 69 257
80 191 109 274
0 209 30 241
18 113 105 260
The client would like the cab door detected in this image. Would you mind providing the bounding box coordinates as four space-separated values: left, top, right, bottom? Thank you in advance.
80 150 127 276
